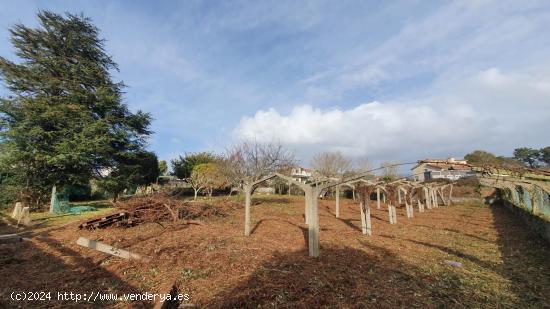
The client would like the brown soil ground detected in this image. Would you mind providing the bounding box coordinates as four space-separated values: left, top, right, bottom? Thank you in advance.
1 195 550 308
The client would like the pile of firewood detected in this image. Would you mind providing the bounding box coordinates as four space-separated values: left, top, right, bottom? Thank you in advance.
117 196 181 224
80 195 242 230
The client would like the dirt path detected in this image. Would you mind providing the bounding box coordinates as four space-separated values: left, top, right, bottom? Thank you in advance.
1 196 549 308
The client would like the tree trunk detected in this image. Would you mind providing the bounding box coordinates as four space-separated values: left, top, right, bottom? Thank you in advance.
194 188 198 200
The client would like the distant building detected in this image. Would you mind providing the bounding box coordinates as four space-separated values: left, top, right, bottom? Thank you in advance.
255 187 276 194
411 158 473 181
290 167 313 183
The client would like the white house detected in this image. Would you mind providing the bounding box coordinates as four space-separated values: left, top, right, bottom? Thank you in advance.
290 167 313 183
411 158 473 181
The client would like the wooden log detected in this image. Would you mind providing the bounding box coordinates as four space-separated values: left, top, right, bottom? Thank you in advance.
0 234 23 244
79 212 129 230
76 237 149 261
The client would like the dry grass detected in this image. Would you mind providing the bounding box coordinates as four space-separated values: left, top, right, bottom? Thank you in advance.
1 194 550 308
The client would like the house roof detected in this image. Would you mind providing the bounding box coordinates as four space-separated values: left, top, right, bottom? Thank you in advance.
411 158 469 170
292 166 312 172
424 163 472 171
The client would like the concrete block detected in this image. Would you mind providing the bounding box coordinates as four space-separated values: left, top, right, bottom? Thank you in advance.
11 202 22 219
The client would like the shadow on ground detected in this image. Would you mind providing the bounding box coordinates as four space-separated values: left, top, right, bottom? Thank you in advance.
206 244 469 308
0 224 147 308
490 193 550 307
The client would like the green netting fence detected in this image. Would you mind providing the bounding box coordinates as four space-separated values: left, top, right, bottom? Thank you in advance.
501 186 550 220
51 191 96 215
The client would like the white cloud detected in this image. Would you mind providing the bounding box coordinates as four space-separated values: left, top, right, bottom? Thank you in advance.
233 66 550 164
234 101 478 161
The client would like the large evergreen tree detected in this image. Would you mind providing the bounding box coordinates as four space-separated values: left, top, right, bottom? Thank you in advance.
0 11 151 206
513 147 540 168
97 151 159 202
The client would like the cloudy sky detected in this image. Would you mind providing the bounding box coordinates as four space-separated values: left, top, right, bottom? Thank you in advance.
1 0 549 169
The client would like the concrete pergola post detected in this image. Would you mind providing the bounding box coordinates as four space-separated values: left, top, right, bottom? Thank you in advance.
365 203 372 235
437 187 448 206
359 201 366 234
405 201 413 218
335 185 340 218
431 188 438 208
243 173 334 258
303 185 326 257
398 188 402 205
388 203 396 224
358 200 372 236
423 187 432 209
376 188 381 209
448 184 454 205
288 181 291 196
404 189 413 219
244 184 253 236
415 187 424 212
304 187 313 225
49 185 57 214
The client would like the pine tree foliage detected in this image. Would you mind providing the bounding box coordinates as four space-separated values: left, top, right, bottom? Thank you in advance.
0 11 151 205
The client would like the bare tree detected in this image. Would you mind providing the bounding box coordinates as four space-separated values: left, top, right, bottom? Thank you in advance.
218 158 242 196
311 151 351 179
380 161 398 180
224 141 296 190
354 155 373 174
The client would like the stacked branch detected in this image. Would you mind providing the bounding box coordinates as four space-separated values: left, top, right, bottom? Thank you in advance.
81 195 240 229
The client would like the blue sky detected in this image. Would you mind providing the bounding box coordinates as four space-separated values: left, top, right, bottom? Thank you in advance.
1 0 550 169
